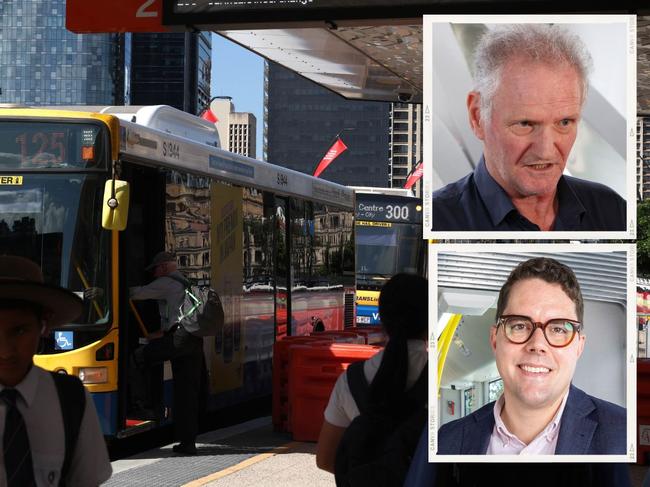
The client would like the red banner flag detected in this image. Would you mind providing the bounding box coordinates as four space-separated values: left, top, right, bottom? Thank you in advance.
404 161 423 189
313 138 348 178
200 108 218 123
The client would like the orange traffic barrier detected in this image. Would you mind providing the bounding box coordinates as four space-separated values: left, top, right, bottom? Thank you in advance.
310 330 365 344
288 343 381 442
344 326 386 345
272 336 333 432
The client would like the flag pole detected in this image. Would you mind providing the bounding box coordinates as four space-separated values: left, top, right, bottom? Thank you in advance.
403 160 423 190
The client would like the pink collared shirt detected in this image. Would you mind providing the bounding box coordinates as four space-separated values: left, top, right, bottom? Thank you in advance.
486 390 569 455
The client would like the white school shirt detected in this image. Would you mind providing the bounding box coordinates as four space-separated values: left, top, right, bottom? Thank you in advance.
324 339 428 427
0 365 112 487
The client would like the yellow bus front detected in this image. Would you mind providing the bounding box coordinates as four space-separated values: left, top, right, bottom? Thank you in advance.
0 108 122 436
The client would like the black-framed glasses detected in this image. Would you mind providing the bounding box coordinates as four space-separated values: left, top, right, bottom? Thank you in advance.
496 315 582 348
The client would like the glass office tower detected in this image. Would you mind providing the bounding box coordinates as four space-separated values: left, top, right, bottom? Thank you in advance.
0 0 121 105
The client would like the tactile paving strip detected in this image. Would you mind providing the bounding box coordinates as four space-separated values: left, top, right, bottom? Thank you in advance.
104 425 291 486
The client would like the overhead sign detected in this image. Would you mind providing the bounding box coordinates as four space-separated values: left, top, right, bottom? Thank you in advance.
163 1 645 27
67 0 169 33
163 0 430 26
68 1 647 33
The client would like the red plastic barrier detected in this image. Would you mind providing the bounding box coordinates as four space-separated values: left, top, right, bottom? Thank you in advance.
638 360 650 463
272 336 333 432
310 330 365 344
288 343 381 442
345 326 386 345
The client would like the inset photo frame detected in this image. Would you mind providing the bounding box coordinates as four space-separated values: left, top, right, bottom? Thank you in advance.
422 15 636 240
427 243 636 463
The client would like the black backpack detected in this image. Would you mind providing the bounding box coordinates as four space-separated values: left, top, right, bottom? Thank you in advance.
50 372 86 486
334 359 428 487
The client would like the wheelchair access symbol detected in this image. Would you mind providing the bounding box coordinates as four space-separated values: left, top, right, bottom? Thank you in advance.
55 331 73 351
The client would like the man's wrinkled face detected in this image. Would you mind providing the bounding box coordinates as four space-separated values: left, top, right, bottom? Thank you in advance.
468 58 583 200
0 307 44 387
490 278 585 412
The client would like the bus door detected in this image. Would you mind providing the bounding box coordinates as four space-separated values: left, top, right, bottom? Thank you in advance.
274 197 289 339
118 162 167 428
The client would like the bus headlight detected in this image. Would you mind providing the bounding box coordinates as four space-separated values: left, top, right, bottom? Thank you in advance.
78 367 108 384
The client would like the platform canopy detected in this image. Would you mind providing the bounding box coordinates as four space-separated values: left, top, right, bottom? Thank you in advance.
67 0 647 103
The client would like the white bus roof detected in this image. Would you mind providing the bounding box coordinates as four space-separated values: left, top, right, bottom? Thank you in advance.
3 105 354 209
42 105 220 148
350 186 415 197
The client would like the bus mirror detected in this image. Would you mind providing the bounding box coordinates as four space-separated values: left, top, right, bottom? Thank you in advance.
102 180 130 231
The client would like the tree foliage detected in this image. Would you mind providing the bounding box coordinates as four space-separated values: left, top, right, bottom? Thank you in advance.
638 199 650 276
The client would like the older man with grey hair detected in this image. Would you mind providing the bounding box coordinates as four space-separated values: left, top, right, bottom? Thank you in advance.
432 24 625 232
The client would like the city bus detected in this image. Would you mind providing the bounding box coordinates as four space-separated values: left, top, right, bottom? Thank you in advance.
0 105 355 439
351 187 426 326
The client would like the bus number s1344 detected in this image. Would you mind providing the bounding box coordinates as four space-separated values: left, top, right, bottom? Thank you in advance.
162 141 180 159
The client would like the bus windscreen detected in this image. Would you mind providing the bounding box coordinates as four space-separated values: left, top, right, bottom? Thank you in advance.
0 173 110 336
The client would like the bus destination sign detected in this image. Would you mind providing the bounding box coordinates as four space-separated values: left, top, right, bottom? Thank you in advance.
355 194 422 224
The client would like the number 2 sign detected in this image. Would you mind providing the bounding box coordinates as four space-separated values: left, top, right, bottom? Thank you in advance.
66 0 169 33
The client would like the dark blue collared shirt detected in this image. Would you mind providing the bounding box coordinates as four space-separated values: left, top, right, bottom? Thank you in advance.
432 157 626 232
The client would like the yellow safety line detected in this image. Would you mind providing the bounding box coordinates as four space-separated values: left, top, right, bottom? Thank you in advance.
437 313 462 392
181 441 301 487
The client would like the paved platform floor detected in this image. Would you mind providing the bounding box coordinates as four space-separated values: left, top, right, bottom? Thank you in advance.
105 416 335 487
105 416 650 486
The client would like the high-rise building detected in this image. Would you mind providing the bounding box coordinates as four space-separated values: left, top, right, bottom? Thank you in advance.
0 1 210 114
211 96 257 158
638 114 650 201
389 103 422 196
0 0 123 105
129 32 211 114
264 62 390 187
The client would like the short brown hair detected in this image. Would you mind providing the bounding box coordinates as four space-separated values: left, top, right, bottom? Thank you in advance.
496 257 584 323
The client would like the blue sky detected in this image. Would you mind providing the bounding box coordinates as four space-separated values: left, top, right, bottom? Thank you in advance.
210 33 265 159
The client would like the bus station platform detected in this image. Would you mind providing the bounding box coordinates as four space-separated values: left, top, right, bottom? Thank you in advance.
105 414 650 486
104 416 335 487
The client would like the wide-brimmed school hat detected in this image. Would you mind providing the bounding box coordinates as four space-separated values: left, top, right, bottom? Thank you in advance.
0 255 83 327
145 251 176 271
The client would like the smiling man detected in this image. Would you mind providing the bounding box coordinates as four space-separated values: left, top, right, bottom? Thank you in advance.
437 257 625 455
432 24 626 232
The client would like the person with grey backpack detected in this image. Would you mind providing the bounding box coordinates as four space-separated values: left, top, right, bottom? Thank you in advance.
130 251 223 455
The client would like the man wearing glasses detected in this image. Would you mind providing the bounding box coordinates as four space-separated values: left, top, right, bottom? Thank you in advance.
438 257 625 455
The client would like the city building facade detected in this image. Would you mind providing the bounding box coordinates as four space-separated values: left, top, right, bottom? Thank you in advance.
389 102 422 196
264 62 390 187
639 115 650 201
0 0 122 105
0 1 210 114
129 32 211 114
211 96 257 158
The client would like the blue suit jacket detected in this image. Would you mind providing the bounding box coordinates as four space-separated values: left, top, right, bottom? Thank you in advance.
404 385 628 487
437 385 626 455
